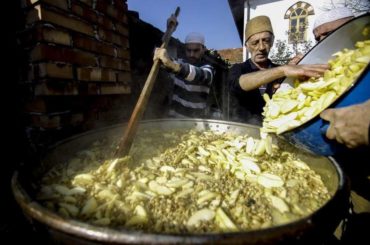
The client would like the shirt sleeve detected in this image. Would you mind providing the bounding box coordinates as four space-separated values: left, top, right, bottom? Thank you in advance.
228 63 244 95
176 62 214 86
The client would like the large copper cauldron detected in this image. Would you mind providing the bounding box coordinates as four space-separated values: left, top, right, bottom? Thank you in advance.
12 119 350 244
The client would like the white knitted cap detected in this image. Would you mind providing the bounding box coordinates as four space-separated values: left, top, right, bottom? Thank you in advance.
313 7 354 29
185 32 205 45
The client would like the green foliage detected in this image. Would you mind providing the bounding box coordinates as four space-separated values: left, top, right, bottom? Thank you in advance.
269 40 293 65
269 39 313 65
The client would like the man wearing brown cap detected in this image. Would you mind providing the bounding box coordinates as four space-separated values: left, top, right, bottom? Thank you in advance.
228 15 328 125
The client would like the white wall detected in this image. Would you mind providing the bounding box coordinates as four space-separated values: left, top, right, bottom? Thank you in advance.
242 0 339 60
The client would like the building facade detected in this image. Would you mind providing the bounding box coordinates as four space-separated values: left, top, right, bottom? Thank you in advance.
228 0 364 60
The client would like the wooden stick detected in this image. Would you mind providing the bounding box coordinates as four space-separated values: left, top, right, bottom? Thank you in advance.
115 7 180 157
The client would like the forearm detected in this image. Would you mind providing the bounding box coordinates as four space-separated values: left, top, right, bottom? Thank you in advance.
363 99 370 145
363 98 370 108
238 63 329 91
154 48 181 73
176 63 214 84
321 98 370 148
355 99 370 146
368 122 370 146
238 66 285 91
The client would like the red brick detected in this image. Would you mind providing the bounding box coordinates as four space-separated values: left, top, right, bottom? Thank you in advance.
95 0 110 14
21 25 71 47
40 27 72 45
24 97 48 112
27 5 94 37
97 28 120 45
99 83 131 94
70 113 84 126
26 7 42 23
117 48 130 59
97 28 129 47
21 0 69 10
121 36 129 48
97 14 114 30
34 81 79 95
84 83 130 95
39 63 73 79
117 71 131 83
106 5 119 20
71 3 98 23
100 56 130 71
30 113 61 128
76 0 93 8
73 35 116 56
29 112 84 128
112 0 127 11
86 83 99 95
77 67 131 82
116 23 129 36
30 63 74 80
31 44 97 66
122 14 128 25
24 97 71 113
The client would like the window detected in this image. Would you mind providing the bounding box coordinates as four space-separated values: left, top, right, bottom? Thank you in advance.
284 2 314 43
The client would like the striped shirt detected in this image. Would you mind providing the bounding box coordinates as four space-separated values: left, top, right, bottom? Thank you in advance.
168 59 215 118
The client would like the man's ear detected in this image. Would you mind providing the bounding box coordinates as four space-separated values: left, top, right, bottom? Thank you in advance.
200 45 206 55
245 43 250 52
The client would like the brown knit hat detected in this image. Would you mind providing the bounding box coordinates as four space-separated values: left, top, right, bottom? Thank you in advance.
245 16 274 41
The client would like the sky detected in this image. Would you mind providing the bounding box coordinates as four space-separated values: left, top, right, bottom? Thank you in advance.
127 0 242 50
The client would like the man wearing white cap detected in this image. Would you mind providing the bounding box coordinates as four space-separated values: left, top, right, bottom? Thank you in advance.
313 7 354 42
316 8 369 147
228 15 329 124
154 23 214 118
314 8 370 244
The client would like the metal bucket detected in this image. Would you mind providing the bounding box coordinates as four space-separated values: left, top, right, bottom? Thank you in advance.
279 13 370 156
12 119 349 244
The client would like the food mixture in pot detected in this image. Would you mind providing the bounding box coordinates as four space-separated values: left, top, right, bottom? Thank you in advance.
36 129 330 233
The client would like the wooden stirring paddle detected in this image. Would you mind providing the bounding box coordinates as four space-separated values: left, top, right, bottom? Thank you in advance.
115 7 180 157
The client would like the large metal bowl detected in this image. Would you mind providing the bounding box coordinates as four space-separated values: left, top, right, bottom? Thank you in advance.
279 13 370 156
12 119 350 244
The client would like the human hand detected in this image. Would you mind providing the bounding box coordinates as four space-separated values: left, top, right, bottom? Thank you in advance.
153 48 181 73
271 82 281 94
283 64 329 79
320 100 370 148
288 53 303 65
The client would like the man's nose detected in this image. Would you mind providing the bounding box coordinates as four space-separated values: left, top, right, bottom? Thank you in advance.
257 40 266 50
189 51 196 57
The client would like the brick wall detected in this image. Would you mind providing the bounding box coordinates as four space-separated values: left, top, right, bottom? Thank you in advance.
16 1 229 151
18 0 132 148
